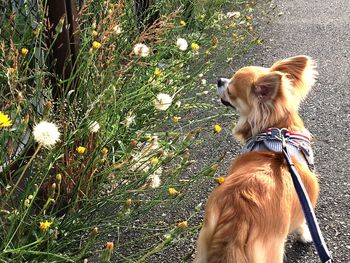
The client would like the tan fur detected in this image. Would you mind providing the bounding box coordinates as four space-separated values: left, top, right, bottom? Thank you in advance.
194 56 319 263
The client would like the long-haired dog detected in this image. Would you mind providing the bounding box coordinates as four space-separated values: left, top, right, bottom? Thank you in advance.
194 56 319 263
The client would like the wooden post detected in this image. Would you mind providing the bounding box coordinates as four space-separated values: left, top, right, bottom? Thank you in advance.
46 0 80 98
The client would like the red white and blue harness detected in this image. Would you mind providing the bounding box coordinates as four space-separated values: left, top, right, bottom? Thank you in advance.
241 128 315 170
241 128 332 263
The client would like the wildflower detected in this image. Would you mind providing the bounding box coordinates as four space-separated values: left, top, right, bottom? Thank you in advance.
113 24 122 35
92 41 101 50
21 48 29 56
216 176 225 185
175 101 181 108
76 146 87 154
154 93 172 111
201 79 207 85
205 50 210 56
0 112 12 128
199 15 205 21
150 157 159 165
191 43 200 51
148 169 162 188
224 25 229 30
214 124 222 133
172 116 181 123
56 173 62 183
133 43 150 57
121 113 135 128
226 11 240 18
248 26 254 31
89 121 100 133
92 30 98 36
126 198 132 206
154 67 162 78
101 242 114 262
176 38 188 51
178 220 188 229
168 187 178 196
106 242 114 251
90 227 99 237
39 220 53 232
180 20 186 26
33 121 60 148
101 147 108 155
246 15 252 21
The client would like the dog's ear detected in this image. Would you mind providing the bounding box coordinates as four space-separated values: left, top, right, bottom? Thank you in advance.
270 55 317 98
252 72 282 102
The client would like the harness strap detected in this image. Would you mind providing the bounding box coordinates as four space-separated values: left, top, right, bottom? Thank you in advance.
282 140 333 263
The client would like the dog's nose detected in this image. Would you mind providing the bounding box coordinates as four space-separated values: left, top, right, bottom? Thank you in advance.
217 78 224 87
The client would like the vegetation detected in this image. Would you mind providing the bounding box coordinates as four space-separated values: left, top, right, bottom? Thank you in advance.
0 0 259 261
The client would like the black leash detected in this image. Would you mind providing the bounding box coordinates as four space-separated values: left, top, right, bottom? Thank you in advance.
281 132 333 263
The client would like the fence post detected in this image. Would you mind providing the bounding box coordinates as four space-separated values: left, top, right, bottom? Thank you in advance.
46 0 80 99
134 0 159 30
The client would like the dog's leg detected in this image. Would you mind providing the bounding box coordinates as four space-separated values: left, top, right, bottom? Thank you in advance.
295 222 313 243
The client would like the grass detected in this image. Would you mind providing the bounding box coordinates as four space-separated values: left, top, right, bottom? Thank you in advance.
0 0 260 261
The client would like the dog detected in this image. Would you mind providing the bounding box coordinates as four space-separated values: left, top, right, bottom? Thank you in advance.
194 56 319 263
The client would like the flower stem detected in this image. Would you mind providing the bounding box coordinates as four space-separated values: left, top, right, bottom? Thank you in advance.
7 144 42 199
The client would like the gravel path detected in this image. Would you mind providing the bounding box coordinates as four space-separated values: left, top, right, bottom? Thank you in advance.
245 1 350 262
150 0 350 262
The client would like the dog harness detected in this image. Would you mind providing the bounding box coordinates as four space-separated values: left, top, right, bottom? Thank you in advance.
241 127 332 263
241 128 315 170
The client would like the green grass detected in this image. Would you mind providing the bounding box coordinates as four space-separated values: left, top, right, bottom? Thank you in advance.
0 0 259 261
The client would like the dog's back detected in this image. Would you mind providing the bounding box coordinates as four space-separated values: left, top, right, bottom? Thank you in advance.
194 151 319 263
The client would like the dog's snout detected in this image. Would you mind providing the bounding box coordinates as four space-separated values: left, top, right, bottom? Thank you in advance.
217 78 225 87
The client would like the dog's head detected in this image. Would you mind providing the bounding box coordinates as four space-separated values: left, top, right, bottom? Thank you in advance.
218 55 317 143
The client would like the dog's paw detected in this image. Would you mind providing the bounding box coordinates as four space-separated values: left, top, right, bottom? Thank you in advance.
296 224 313 244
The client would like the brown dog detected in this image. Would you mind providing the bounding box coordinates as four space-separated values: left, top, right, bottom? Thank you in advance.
194 56 319 263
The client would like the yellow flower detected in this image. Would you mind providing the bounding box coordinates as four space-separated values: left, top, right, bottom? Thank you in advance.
213 124 222 133
178 220 188 229
199 15 205 21
101 147 108 155
168 187 178 196
191 43 199 51
216 176 225 185
126 198 132 206
21 48 29 56
248 26 254 31
246 15 252 21
92 41 101 50
180 20 186 26
224 25 229 30
0 112 12 128
205 50 210 56
172 116 181 123
92 30 98 36
150 157 159 165
39 220 53 231
154 67 162 78
76 146 87 154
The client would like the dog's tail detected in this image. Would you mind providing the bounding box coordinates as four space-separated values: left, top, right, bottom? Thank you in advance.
271 55 318 99
194 188 252 263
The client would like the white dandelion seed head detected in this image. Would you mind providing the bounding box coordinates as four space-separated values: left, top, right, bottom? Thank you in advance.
89 121 100 133
148 168 162 188
226 11 240 18
121 113 136 128
176 38 188 51
133 43 150 57
33 121 60 148
154 93 173 111
113 24 122 35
